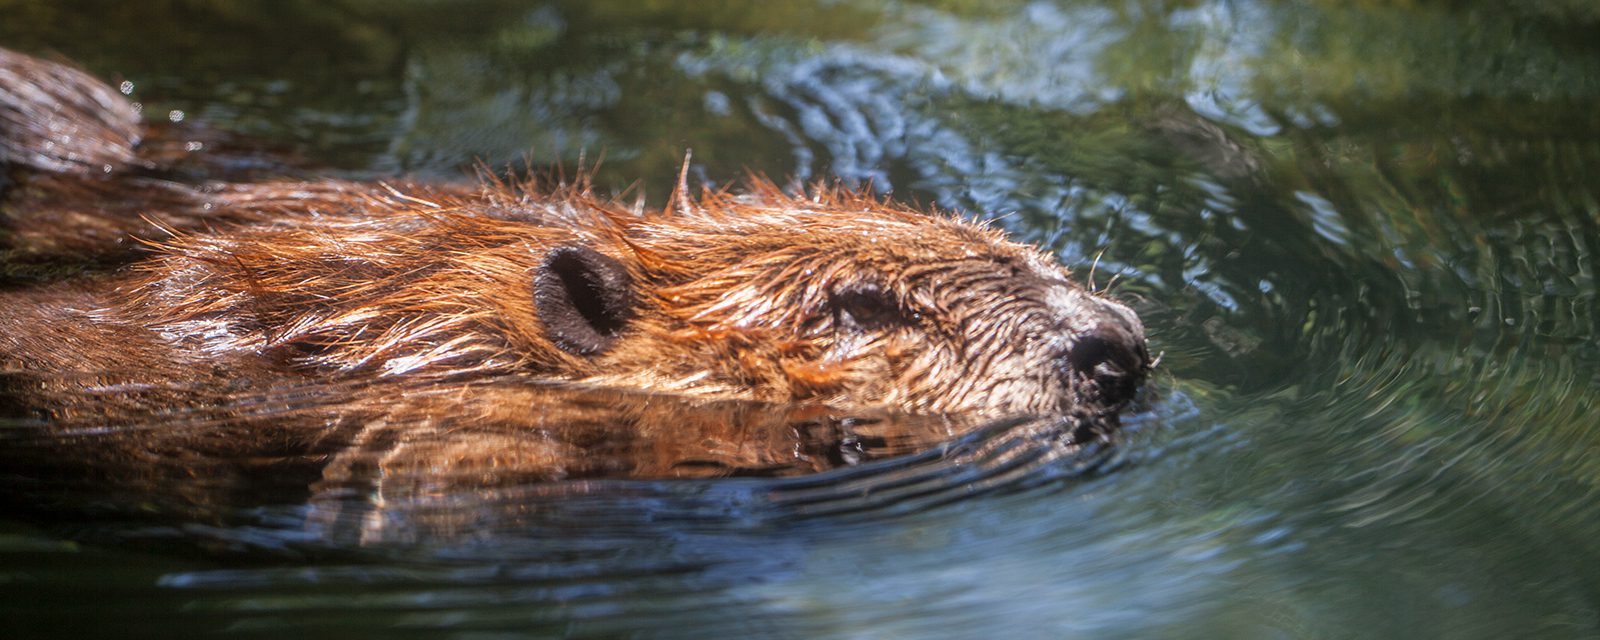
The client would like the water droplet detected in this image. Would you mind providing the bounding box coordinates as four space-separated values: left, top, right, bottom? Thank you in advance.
168 110 185 123
118 81 134 95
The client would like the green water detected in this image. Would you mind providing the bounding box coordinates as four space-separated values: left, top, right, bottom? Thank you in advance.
3 1 1599 638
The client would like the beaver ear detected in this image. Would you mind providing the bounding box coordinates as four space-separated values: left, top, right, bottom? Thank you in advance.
533 245 634 355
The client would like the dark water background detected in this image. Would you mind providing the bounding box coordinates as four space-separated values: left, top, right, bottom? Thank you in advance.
3 1 1599 637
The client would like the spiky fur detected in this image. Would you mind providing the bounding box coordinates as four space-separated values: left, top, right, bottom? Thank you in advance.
0 47 1147 501
112 175 1123 416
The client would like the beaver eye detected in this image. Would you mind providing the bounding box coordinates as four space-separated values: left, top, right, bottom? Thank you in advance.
832 283 902 332
534 245 634 356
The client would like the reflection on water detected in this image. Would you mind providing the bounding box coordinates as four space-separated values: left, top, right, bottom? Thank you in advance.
3 0 1600 638
0 379 1116 514
2 383 1130 637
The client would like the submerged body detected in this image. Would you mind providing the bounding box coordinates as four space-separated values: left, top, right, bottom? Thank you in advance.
0 48 1148 502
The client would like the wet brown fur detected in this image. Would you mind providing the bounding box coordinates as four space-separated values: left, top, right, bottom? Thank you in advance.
0 48 1148 505
108 177 1136 415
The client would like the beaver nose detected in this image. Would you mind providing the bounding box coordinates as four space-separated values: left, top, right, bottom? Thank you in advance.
1063 297 1149 405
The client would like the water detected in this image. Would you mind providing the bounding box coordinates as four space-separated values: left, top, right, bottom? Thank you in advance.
3 1 1599 637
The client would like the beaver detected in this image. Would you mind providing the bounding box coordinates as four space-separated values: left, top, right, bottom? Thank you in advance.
0 48 1148 509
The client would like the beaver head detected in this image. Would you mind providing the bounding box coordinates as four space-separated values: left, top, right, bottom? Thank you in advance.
122 181 1148 418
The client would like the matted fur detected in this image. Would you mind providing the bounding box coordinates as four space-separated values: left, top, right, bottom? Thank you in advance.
111 175 1144 415
0 47 1148 497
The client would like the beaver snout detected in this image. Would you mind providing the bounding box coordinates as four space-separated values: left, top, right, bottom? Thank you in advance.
1061 296 1149 405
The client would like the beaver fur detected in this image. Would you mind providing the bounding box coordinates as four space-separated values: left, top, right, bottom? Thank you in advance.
0 48 1148 507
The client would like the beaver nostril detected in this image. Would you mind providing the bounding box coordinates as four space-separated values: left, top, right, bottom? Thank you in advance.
1064 321 1149 404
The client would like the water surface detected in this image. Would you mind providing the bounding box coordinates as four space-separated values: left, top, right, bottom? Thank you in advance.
3 1 1599 638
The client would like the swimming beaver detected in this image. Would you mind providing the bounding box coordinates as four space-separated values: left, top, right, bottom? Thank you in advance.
0 48 1148 499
